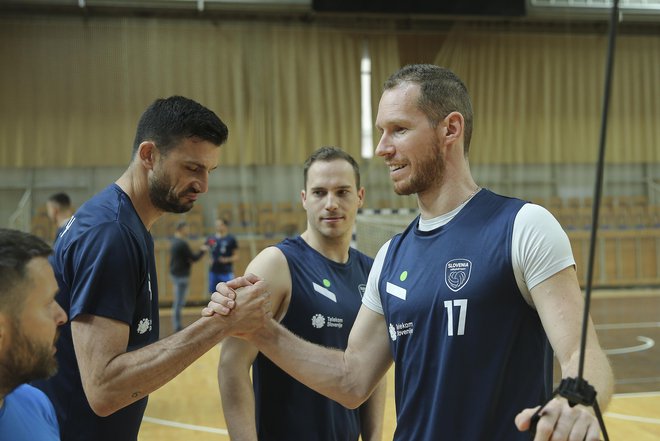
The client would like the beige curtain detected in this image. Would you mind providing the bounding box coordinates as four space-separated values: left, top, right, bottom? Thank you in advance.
0 17 363 167
432 26 660 164
2 17 657 168
258 25 363 164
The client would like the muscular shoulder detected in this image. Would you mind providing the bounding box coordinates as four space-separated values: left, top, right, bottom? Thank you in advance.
245 246 291 319
247 246 288 274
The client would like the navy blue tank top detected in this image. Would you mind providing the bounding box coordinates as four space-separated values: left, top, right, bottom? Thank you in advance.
379 189 552 441
253 236 373 441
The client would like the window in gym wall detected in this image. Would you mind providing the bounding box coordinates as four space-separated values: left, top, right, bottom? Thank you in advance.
360 42 374 159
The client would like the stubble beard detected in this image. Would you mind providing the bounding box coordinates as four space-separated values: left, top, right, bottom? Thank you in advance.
0 322 59 393
393 141 445 196
149 170 194 214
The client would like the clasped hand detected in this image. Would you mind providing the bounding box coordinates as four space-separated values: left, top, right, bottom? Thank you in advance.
202 273 272 337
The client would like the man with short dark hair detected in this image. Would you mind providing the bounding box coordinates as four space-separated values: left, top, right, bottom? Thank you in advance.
34 96 271 441
0 228 68 441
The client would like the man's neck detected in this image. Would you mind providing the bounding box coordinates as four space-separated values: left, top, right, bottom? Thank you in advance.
300 230 351 264
115 169 163 230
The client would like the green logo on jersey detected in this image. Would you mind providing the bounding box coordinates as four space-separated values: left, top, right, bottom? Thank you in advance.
400 271 408 282
323 278 331 288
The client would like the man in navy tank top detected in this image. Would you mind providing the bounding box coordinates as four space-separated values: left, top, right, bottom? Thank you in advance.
218 146 385 441
33 96 272 441
208 65 614 441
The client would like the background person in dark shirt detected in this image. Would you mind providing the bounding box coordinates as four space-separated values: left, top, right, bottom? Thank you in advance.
205 218 239 296
169 221 205 332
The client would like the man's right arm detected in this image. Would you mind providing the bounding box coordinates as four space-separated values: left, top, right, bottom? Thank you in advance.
214 241 395 409
72 275 271 417
207 239 394 409
241 300 393 409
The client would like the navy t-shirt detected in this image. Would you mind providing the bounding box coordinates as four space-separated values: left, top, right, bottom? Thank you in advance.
206 234 238 274
33 184 159 441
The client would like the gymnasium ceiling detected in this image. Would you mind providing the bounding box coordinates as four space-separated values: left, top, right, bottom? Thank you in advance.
1 0 659 24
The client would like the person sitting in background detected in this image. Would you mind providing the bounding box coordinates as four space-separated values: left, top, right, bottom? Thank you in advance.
169 221 206 332
0 228 68 441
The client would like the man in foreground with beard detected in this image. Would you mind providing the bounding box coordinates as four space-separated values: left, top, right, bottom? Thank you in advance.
33 96 272 441
0 229 68 440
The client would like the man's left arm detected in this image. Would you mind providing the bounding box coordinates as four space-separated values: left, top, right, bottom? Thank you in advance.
516 266 613 440
359 377 386 441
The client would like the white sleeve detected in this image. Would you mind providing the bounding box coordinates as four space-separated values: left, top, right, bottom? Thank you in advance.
512 204 576 306
361 239 392 315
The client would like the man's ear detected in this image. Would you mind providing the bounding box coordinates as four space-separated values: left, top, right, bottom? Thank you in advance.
357 187 365 208
440 111 465 147
137 141 158 170
300 189 307 210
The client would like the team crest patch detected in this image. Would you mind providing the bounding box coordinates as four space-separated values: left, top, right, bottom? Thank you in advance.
445 259 472 292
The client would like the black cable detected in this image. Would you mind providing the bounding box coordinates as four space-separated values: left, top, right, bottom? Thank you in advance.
579 0 620 381
530 1 620 439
